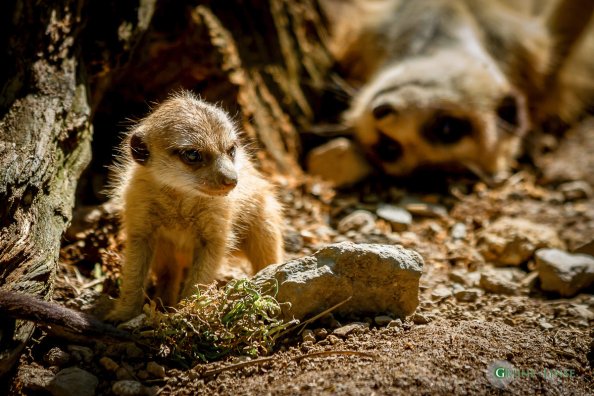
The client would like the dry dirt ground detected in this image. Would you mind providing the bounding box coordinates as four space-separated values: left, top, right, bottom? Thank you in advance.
5 121 594 395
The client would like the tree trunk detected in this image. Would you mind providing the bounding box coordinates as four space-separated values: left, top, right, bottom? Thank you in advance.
0 0 156 376
0 0 331 376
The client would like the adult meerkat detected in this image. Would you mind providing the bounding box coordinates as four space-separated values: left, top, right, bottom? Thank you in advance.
325 0 594 179
106 91 284 322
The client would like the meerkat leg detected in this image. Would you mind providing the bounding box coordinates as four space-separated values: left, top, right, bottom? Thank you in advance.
151 238 189 308
106 235 154 322
243 197 284 273
180 236 227 299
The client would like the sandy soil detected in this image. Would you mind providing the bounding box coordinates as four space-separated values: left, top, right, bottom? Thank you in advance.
5 122 594 395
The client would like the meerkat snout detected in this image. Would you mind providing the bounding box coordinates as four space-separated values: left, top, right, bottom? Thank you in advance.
214 157 238 188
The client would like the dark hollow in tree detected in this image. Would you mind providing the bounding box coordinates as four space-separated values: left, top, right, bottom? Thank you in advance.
0 0 333 377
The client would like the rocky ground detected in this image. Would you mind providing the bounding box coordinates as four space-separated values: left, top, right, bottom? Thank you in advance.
4 121 594 395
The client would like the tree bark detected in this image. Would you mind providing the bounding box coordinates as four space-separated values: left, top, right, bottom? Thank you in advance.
0 0 331 376
0 0 156 376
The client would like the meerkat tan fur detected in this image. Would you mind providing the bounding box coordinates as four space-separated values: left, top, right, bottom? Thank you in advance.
323 0 594 179
106 91 284 322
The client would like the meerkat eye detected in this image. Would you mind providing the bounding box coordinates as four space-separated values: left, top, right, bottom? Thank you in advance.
179 149 203 164
227 145 237 158
422 114 473 145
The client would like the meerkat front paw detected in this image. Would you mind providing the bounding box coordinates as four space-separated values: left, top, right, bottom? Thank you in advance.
103 300 143 323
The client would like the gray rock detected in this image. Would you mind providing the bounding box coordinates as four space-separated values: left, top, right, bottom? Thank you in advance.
478 218 564 266
376 204 412 231
253 242 424 320
112 380 149 396
306 138 372 187
535 248 594 297
479 267 524 295
333 322 369 337
337 210 376 234
47 367 98 396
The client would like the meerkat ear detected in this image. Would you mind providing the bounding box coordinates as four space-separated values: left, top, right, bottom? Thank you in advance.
130 133 150 165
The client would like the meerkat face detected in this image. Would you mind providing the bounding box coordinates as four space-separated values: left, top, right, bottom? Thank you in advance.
345 50 529 178
128 92 246 197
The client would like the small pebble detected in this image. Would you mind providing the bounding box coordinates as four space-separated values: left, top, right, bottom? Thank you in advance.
386 319 403 328
67 345 93 363
47 367 98 396
146 361 166 379
558 180 592 201
538 318 554 330
337 210 376 233
118 314 146 332
125 343 144 359
374 315 394 326
112 380 148 396
431 285 452 301
99 356 120 372
301 329 316 343
313 328 328 339
136 370 150 381
376 204 412 231
454 288 481 302
44 347 70 367
403 201 447 218
451 223 467 240
116 367 134 381
332 322 369 338
411 313 430 325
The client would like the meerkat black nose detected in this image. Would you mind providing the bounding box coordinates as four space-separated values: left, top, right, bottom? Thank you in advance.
373 131 403 162
221 172 238 187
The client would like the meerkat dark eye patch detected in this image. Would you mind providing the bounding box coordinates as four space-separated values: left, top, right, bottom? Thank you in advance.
372 131 403 162
179 149 203 165
496 95 519 127
130 134 149 164
227 144 236 158
372 103 398 120
421 114 473 145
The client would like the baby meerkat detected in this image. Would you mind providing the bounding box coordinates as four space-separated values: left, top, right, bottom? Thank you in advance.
325 0 594 179
106 91 284 322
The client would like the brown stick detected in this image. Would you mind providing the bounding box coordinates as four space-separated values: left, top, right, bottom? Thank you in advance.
0 291 130 341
